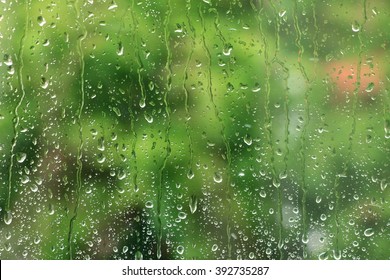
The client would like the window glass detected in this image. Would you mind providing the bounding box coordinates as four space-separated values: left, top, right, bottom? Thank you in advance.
0 0 389 260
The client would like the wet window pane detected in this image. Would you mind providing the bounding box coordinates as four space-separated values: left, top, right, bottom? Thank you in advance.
0 0 389 260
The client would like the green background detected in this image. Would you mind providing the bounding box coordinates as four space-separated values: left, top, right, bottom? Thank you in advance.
0 0 389 259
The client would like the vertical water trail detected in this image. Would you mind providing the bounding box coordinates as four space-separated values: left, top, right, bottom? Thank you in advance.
156 0 173 259
131 0 146 108
68 0 87 260
7 1 29 214
183 0 195 175
199 4 233 259
293 0 310 258
332 0 367 259
251 0 280 259
269 0 290 259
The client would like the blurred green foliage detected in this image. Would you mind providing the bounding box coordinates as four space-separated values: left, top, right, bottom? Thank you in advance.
0 0 389 259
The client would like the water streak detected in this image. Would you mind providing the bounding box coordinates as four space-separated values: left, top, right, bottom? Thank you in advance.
68 0 87 260
7 1 29 213
156 0 173 259
199 4 233 259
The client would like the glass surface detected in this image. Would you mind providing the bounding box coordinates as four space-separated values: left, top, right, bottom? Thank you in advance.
0 0 389 260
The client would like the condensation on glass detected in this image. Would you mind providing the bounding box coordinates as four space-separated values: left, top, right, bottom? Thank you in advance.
0 0 389 260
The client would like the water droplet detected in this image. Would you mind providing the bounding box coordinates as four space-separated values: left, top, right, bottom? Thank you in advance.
318 251 328 260
139 98 146 108
279 10 286 17
380 179 387 191
178 212 187 220
213 172 223 183
145 201 153 208
30 184 38 192
223 44 233 56
333 249 341 260
252 83 261 92
176 245 184 255
211 244 218 252
189 195 198 214
117 42 124 56
302 234 309 244
352 21 360 32
16 152 27 163
259 190 266 198
187 169 194 180
122 246 129 254
108 1 118 10
41 77 49 89
249 252 255 259
363 228 374 237
97 153 105 163
4 211 12 225
320 214 327 221
117 169 126 180
21 175 30 184
37 16 46 26
144 112 153 123
112 107 121 117
135 251 143 260
244 134 252 145
365 82 374 93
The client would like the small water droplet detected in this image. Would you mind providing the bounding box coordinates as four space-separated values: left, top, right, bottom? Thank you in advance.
333 249 341 260
16 152 27 163
122 246 129 254
108 1 118 10
112 107 121 117
211 244 218 252
139 98 146 108
144 112 153 123
320 214 327 221
41 77 49 89
30 184 38 192
352 21 360 32
365 82 374 92
21 175 30 184
176 245 184 255
178 212 187 220
187 169 194 179
117 169 126 180
259 190 266 198
4 211 13 225
244 134 252 145
363 228 374 237
279 10 286 17
135 251 143 260
117 42 124 56
189 195 198 214
213 172 223 183
97 153 105 163
145 201 153 208
37 16 46 26
318 251 328 260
